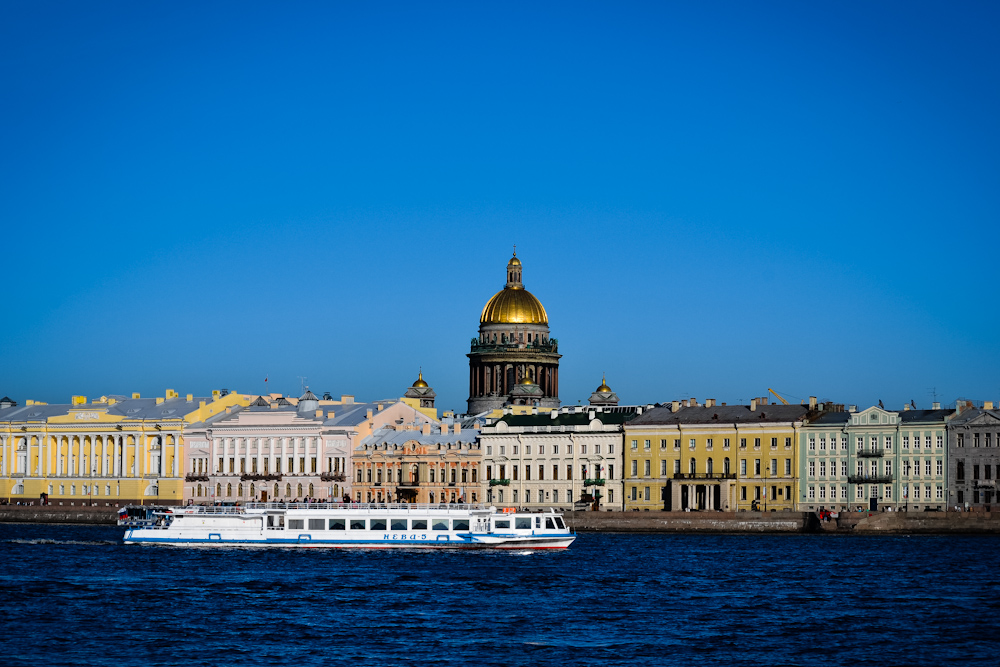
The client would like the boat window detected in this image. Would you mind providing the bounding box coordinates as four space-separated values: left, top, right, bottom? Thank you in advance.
554 517 565 529
370 519 387 530
391 519 407 531
545 517 555 530
350 519 366 530
453 519 469 531
432 520 449 531
494 519 510 529
515 517 531 529
308 519 325 530
329 519 346 530
535 517 541 528
412 519 427 530
288 519 304 530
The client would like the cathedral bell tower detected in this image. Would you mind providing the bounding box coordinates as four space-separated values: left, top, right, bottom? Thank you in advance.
467 251 561 414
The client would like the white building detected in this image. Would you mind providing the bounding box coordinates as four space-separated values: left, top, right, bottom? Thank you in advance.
478 405 642 511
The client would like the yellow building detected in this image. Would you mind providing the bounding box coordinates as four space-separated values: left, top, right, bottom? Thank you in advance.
623 398 808 512
0 389 250 506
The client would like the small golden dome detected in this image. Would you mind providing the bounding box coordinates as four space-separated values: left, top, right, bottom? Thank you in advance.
518 375 535 385
508 256 521 267
412 370 429 388
596 374 612 393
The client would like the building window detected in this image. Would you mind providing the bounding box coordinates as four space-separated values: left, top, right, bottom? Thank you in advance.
644 487 650 501
819 461 826 477
674 439 681 449
809 438 816 451
936 435 943 449
809 462 815 477
689 439 696 450
740 438 747 449
644 440 651 451
644 460 651 477
689 458 696 474
740 460 747 476
771 438 778 449
904 436 910 449
486 446 492 455
724 438 731 449
785 459 791 476
754 438 761 448
785 437 792 448
706 438 713 449
660 439 667 450
631 460 637 477
936 460 942 476
631 440 638 450
741 486 747 500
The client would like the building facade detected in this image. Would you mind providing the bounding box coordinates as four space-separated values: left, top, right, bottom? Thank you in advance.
354 422 481 504
479 403 639 511
798 405 952 512
0 389 249 506
467 252 561 414
948 401 1000 509
624 399 808 512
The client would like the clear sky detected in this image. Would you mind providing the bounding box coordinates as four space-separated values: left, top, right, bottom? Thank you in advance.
2 1 998 412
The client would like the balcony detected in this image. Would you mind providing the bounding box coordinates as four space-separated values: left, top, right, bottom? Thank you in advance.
584 478 606 486
672 473 737 480
489 479 511 487
320 472 347 482
848 474 894 484
398 480 421 487
240 473 282 481
974 479 996 489
856 448 885 458
184 474 209 482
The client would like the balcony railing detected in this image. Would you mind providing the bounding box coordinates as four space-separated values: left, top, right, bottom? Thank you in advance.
974 479 996 489
240 473 282 481
184 474 209 482
856 448 885 458
672 472 736 480
469 339 559 354
584 478 606 486
848 474 894 484
320 472 346 482
489 479 511 486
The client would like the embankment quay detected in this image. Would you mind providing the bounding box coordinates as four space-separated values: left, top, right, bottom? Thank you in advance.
2 504 1000 534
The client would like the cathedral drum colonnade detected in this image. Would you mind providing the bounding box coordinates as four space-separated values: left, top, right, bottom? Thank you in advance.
467 252 561 414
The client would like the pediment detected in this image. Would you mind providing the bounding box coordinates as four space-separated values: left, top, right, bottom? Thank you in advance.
851 406 897 426
966 411 1000 426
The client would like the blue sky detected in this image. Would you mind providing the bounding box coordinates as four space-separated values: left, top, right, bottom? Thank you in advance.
2 1 998 412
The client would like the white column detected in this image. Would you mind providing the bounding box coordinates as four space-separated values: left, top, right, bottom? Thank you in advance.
211 438 218 474
172 434 178 476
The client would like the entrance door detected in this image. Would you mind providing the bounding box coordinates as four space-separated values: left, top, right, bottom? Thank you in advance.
260 490 268 502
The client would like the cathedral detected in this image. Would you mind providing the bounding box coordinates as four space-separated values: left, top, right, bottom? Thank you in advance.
467 252 561 414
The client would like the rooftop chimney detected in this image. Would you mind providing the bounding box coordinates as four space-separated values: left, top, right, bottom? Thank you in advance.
933 402 941 410
454 423 461 434
690 397 697 407
671 401 680 413
133 392 141 399
750 399 757 412
342 395 354 405
366 409 374 420
422 422 431 436
809 396 817 409
315 409 323 418
985 401 995 410
903 404 911 411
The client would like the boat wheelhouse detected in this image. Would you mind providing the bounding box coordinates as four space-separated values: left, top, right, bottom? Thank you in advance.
120 502 575 549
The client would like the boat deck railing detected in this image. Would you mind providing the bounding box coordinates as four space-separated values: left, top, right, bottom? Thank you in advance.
171 502 493 513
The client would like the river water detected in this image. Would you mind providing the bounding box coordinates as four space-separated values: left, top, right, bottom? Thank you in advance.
1 524 998 666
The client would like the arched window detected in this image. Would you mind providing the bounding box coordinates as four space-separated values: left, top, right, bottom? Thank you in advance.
216 483 222 497
689 458 696 474
250 483 256 499
273 483 279 498
285 483 292 497
226 483 232 497
707 458 714 475
197 484 202 497
724 457 731 475
297 483 303 498
308 483 314 497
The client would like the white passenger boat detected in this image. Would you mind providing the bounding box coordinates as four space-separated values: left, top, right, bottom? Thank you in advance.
119 502 576 549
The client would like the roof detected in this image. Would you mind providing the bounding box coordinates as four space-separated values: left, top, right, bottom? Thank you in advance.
805 411 851 426
898 409 953 423
360 425 472 449
0 395 216 424
629 404 810 426
498 409 640 428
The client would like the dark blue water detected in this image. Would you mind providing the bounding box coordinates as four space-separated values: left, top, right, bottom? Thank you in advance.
2 524 998 666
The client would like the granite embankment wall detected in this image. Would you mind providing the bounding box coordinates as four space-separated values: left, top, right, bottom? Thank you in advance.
0 504 118 525
2 505 999 534
565 510 1000 534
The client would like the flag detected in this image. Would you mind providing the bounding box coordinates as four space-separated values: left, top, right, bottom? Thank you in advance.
265 376 268 383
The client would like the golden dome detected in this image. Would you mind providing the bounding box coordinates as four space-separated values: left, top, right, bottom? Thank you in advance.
480 288 548 325
518 375 535 385
596 374 612 393
412 370 428 388
480 251 548 325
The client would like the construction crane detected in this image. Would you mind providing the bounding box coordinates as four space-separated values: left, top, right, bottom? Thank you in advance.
768 388 790 405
